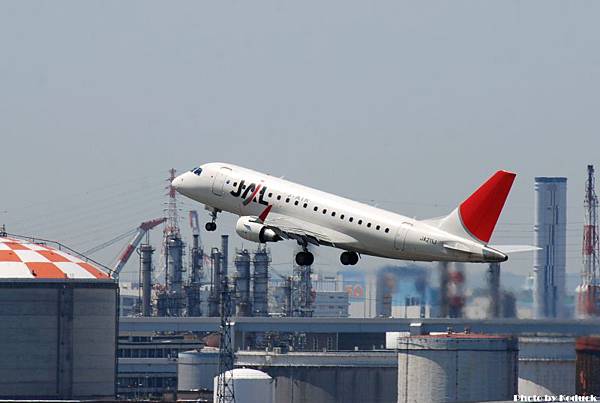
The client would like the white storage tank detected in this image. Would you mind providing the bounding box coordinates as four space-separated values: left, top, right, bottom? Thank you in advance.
213 368 273 403
235 349 398 403
397 333 518 403
0 236 117 399
519 337 575 395
178 347 220 391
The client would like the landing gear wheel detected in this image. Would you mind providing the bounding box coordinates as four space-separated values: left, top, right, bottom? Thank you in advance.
295 251 314 266
340 251 359 266
204 206 220 232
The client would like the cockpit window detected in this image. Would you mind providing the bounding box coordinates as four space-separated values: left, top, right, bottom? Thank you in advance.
191 167 203 176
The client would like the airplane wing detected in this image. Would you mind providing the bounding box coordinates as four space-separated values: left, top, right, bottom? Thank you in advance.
260 213 358 248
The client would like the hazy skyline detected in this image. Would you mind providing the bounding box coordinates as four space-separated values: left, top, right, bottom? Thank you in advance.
1 1 599 284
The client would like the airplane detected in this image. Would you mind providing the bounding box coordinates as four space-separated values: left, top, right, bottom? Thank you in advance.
172 163 525 267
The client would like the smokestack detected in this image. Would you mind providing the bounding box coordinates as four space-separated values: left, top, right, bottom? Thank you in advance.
221 235 228 278
234 249 252 316
140 244 154 316
209 247 221 317
533 177 567 318
253 246 269 316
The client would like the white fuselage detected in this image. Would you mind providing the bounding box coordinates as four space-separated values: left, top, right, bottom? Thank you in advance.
173 163 503 263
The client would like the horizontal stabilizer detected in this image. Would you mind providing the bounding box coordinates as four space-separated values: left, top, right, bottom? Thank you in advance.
489 244 541 254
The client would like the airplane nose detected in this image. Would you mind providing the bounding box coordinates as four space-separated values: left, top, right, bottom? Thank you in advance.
171 174 185 192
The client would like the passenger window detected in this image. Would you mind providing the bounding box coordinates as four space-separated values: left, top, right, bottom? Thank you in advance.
385 228 390 233
323 209 327 214
331 212 336 217
349 217 353 222
367 223 371 228
277 195 281 200
295 201 299 206
376 225 380 230
358 220 362 225
314 207 318 212
233 182 238 187
303 203 308 208
286 198 290 203
340 214 345 219
268 192 273 197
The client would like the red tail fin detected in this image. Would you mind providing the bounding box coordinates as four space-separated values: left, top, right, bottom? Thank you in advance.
459 170 516 243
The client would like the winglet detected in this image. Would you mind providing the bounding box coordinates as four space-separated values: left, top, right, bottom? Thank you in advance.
258 205 273 223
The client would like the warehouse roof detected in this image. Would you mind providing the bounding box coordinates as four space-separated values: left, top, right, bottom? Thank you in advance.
0 237 110 279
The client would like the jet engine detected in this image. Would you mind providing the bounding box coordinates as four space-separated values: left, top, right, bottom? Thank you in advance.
235 216 281 243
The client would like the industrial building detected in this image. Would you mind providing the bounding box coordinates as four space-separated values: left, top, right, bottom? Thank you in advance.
0 236 117 400
576 336 600 395
4 167 600 402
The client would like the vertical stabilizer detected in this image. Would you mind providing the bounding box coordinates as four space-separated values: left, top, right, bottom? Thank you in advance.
428 171 516 244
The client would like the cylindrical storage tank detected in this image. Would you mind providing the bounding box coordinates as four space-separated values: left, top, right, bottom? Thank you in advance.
0 236 117 399
236 350 398 403
576 336 600 395
178 347 220 392
518 337 575 395
533 177 567 318
397 334 518 403
213 368 273 403
253 247 269 316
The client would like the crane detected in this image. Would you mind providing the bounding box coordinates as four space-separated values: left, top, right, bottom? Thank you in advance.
112 218 166 279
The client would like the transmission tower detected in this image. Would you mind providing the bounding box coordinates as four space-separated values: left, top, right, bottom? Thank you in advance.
159 168 185 316
216 276 235 403
583 165 599 285
164 168 181 237
577 165 600 317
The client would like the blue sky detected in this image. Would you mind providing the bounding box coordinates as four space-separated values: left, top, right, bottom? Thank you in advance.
1 1 599 284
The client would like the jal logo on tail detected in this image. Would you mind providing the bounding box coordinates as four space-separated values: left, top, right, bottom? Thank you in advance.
231 180 269 206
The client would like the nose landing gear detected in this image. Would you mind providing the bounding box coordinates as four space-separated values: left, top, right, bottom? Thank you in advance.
340 251 359 265
205 206 220 232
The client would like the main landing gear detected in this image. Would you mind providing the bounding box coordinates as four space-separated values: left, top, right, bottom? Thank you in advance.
295 250 314 266
340 251 359 266
205 206 220 232
295 241 315 267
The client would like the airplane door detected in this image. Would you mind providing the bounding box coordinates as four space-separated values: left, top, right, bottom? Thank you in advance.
394 222 412 250
211 167 231 196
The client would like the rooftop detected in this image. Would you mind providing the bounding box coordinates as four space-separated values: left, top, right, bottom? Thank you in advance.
0 236 110 280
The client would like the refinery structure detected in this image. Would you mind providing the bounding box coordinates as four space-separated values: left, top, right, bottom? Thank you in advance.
2 166 600 402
